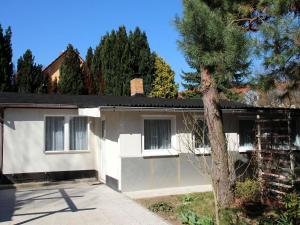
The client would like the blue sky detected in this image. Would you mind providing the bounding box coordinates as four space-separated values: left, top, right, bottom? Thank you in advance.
0 0 191 89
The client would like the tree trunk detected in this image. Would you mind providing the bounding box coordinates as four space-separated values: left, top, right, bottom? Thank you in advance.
201 68 233 208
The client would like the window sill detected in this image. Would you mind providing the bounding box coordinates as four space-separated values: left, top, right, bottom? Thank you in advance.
142 149 178 157
238 146 254 153
195 148 211 155
44 150 90 154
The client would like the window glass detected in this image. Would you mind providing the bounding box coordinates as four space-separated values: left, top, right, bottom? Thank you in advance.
194 120 209 148
69 117 88 150
291 118 300 148
45 117 64 151
239 120 255 147
101 120 106 139
144 119 171 150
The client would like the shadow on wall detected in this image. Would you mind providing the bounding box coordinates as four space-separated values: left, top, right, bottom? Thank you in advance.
234 152 257 181
4 120 15 130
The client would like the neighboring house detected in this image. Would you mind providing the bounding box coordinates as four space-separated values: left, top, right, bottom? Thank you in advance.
42 50 84 92
0 78 299 192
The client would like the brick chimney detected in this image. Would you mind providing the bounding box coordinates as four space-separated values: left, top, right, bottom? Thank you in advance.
130 78 144 96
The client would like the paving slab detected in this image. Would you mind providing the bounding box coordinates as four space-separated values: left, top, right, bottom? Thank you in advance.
0 183 169 225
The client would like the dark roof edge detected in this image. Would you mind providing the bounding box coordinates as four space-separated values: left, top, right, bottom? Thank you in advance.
0 103 78 109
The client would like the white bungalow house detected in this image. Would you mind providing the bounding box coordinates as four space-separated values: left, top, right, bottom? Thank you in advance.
0 79 299 192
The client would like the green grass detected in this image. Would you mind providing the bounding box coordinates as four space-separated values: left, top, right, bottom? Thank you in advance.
177 192 215 218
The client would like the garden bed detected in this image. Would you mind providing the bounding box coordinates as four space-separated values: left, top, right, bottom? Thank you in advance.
135 192 283 225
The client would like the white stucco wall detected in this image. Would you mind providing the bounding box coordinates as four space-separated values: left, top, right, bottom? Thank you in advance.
3 108 98 174
100 112 122 187
116 111 241 158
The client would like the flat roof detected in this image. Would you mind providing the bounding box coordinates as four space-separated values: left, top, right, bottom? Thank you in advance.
0 92 253 109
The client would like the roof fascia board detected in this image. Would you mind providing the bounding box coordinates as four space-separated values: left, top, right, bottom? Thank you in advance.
99 106 250 113
0 104 78 109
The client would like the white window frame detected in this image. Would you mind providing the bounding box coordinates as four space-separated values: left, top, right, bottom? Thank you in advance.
44 115 90 154
238 118 255 152
141 115 177 157
193 115 211 154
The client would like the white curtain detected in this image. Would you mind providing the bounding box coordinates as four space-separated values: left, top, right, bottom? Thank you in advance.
69 117 87 150
144 119 171 150
45 117 64 151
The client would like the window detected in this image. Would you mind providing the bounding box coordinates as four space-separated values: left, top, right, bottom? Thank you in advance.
101 120 106 139
45 116 88 152
239 120 255 150
292 118 300 149
45 117 64 151
69 117 88 150
144 119 171 150
194 119 209 148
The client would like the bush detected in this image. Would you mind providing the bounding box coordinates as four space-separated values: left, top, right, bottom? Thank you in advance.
235 179 260 204
180 210 214 225
220 208 248 225
258 192 300 225
148 201 174 213
281 192 300 224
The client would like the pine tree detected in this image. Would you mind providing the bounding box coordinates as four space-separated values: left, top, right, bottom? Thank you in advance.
0 25 14 91
58 44 84 94
149 54 178 98
253 3 300 100
176 0 249 210
181 71 201 98
17 49 45 93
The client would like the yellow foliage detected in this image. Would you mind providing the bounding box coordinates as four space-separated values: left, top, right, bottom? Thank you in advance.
149 55 178 98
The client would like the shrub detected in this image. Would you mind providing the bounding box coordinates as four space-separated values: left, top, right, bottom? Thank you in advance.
235 179 260 203
180 210 214 225
220 208 248 225
258 192 300 225
148 201 174 213
281 192 300 224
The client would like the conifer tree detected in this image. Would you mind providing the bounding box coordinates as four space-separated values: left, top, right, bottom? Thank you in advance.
0 25 14 91
149 55 178 98
58 44 84 94
176 0 249 210
91 26 155 96
181 71 201 98
252 2 300 98
17 49 45 93
83 47 95 94
129 27 154 95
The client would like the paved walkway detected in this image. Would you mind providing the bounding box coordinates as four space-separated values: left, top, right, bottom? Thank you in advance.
124 185 212 199
0 183 169 225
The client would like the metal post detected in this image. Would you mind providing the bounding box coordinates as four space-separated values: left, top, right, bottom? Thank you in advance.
288 112 295 188
256 114 263 197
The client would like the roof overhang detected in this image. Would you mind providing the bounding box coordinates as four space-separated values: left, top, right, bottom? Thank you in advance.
98 106 252 113
0 103 77 109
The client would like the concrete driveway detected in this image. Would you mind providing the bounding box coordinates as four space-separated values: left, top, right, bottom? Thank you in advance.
0 183 169 225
